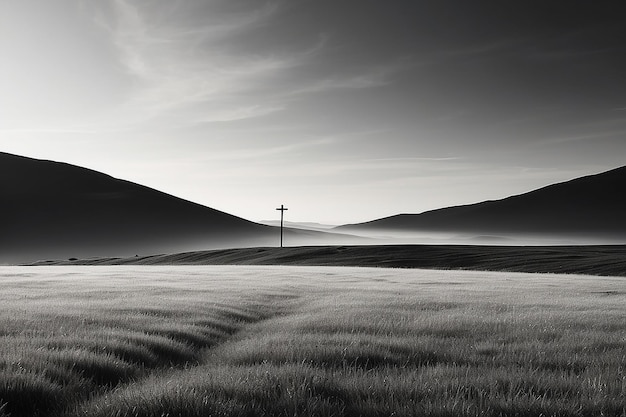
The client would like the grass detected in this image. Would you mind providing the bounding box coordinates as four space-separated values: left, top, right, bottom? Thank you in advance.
0 265 624 416
33 244 626 277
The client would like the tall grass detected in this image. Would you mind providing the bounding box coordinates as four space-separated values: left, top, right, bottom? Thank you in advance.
0 266 624 416
0 266 298 417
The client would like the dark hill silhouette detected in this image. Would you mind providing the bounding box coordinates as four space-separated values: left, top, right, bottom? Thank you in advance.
0 152 360 263
338 166 626 241
29 245 626 277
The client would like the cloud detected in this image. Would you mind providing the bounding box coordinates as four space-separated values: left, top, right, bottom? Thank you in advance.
82 1 410 132
192 105 285 124
440 38 525 58
542 129 626 145
199 137 335 163
283 69 390 97
97 0 292 125
365 157 462 162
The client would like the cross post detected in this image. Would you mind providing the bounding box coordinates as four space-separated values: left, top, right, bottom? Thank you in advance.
276 204 288 247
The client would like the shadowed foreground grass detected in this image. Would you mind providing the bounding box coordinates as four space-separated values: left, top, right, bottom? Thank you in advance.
0 266 624 416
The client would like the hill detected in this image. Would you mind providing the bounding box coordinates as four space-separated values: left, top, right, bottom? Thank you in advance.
258 220 337 231
28 244 626 277
338 166 626 242
0 152 360 263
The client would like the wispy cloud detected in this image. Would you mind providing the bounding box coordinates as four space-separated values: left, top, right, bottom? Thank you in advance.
199 137 335 163
543 129 626 145
365 157 462 163
440 38 525 58
0 127 102 135
284 67 392 96
100 0 294 125
283 56 416 99
192 105 285 125
86 1 410 130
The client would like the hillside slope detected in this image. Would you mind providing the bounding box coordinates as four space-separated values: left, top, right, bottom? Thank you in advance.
0 152 279 263
339 166 626 240
29 244 626 277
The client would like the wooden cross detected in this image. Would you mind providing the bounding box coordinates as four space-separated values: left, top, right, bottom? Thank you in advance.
276 204 288 247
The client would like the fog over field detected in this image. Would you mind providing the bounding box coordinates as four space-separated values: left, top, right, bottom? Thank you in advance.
1 265 624 416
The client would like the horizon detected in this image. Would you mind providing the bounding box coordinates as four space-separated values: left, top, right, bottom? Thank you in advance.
3 150 624 228
2 1 625 224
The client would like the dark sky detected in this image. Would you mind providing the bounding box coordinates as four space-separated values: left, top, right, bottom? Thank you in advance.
1 0 625 223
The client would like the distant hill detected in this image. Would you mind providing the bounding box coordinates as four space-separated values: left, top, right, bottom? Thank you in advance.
258 220 337 231
28 244 626 277
0 152 358 263
338 166 626 242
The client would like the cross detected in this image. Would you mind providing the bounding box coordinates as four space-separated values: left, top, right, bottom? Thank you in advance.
276 204 288 247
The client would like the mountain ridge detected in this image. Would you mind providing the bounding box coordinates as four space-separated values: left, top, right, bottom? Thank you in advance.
338 165 626 241
1 152 362 263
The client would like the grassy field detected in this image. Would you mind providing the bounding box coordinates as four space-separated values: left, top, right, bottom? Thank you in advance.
30 244 626 277
0 265 624 416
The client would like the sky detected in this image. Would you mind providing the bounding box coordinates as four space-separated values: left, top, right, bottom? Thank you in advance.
1 0 625 224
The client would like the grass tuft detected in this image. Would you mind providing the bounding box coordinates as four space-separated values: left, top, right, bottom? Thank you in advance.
0 370 66 417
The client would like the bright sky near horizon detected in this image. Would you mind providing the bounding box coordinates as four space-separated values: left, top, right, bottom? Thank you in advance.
1 1 625 224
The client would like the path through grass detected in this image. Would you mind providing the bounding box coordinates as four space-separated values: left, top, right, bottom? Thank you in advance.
0 266 624 416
